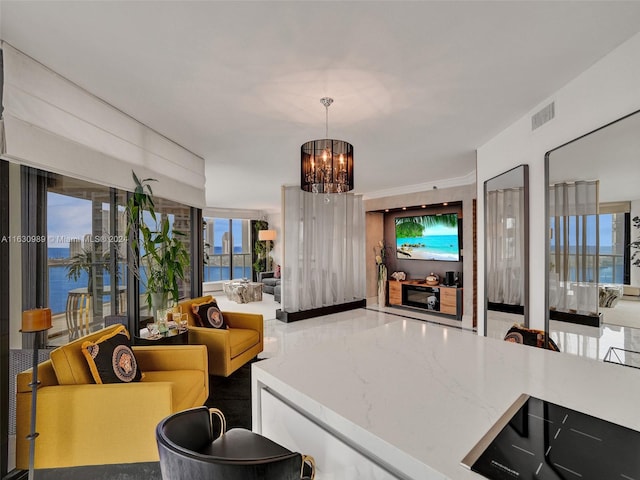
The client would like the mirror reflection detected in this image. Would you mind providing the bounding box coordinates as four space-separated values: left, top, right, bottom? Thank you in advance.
485 165 529 339
546 109 640 363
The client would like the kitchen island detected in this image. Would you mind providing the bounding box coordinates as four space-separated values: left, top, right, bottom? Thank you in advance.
252 318 640 479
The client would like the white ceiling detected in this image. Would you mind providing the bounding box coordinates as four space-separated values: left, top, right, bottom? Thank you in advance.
2 1 640 212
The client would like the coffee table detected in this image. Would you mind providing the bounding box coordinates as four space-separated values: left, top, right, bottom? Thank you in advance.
223 281 263 303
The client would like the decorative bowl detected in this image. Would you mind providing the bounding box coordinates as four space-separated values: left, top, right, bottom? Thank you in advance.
425 273 439 286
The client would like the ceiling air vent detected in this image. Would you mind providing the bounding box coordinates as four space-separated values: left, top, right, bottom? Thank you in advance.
531 102 555 131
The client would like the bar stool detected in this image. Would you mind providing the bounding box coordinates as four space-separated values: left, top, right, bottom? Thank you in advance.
156 406 315 480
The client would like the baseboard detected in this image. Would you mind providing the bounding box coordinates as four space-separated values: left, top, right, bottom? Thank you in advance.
276 299 366 323
488 302 525 315
550 309 601 327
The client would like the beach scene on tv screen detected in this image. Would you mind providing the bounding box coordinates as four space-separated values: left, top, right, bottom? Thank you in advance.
395 214 459 261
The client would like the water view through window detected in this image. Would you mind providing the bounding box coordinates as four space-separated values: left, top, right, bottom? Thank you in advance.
549 212 626 285
46 182 127 343
203 218 251 281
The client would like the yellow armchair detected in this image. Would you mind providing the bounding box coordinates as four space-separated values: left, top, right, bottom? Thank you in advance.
15 325 208 469
178 296 264 377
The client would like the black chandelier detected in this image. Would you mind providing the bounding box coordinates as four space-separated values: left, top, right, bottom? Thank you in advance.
301 97 354 194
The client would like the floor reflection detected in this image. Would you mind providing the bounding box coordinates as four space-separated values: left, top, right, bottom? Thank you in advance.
486 300 640 363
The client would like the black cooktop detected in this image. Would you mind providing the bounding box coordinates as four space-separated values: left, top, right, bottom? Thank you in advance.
462 394 640 480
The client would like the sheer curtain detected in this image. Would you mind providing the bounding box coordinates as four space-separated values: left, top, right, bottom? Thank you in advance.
282 187 365 313
486 187 525 306
549 181 599 316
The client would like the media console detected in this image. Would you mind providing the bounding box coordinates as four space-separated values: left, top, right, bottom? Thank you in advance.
388 280 463 320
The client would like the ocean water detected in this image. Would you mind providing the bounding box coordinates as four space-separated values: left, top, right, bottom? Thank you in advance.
396 234 460 261
212 246 244 254
204 266 251 282
49 247 70 259
49 265 117 315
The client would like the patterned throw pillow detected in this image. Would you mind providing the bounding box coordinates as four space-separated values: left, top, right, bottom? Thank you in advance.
81 325 143 384
191 301 227 329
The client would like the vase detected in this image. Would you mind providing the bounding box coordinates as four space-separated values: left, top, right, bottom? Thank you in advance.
378 264 387 307
151 291 170 321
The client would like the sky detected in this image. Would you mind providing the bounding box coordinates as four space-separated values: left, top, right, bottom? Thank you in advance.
47 192 93 247
209 218 244 248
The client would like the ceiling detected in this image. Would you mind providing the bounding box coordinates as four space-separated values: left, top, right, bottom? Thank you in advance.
2 1 640 212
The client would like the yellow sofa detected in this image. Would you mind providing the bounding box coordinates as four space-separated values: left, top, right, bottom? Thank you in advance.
178 295 263 377
15 325 209 469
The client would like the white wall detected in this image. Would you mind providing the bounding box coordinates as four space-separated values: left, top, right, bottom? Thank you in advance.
477 31 640 333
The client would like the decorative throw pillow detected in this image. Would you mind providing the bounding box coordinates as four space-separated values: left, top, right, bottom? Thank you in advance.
81 325 143 384
274 264 281 278
504 325 560 352
191 301 227 329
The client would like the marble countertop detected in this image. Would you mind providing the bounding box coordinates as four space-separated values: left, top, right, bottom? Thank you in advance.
253 318 640 479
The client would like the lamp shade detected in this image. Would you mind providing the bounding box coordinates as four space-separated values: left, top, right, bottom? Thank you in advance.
21 308 52 332
301 139 354 194
258 229 277 241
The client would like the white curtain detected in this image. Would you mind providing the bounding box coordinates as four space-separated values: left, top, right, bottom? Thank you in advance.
282 187 365 313
548 181 599 316
486 187 525 306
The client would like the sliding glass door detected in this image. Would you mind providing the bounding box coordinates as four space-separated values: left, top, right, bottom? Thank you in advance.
46 175 127 345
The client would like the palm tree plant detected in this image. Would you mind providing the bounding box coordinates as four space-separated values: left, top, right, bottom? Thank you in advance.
66 246 111 293
631 215 640 267
126 171 190 315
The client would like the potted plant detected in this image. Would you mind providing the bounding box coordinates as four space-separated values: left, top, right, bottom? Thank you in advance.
252 220 271 279
374 240 390 306
126 172 190 319
631 215 640 267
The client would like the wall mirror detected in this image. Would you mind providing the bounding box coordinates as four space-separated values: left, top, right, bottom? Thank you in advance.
545 109 640 359
484 164 529 339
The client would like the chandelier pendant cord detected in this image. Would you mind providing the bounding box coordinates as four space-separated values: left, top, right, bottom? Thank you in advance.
326 105 329 138
320 97 333 139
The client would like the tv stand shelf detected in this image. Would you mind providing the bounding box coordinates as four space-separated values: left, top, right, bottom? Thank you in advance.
388 280 463 320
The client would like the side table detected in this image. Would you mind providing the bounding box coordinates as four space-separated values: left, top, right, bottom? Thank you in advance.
135 329 189 346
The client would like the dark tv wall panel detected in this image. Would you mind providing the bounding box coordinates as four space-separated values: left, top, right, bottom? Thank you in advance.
383 202 463 282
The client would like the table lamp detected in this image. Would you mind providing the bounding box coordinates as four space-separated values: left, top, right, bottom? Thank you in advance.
21 308 52 480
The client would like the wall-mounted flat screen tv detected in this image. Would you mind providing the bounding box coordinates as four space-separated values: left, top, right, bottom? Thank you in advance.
395 213 460 261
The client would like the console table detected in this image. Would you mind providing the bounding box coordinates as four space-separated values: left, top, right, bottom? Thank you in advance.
388 280 463 320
